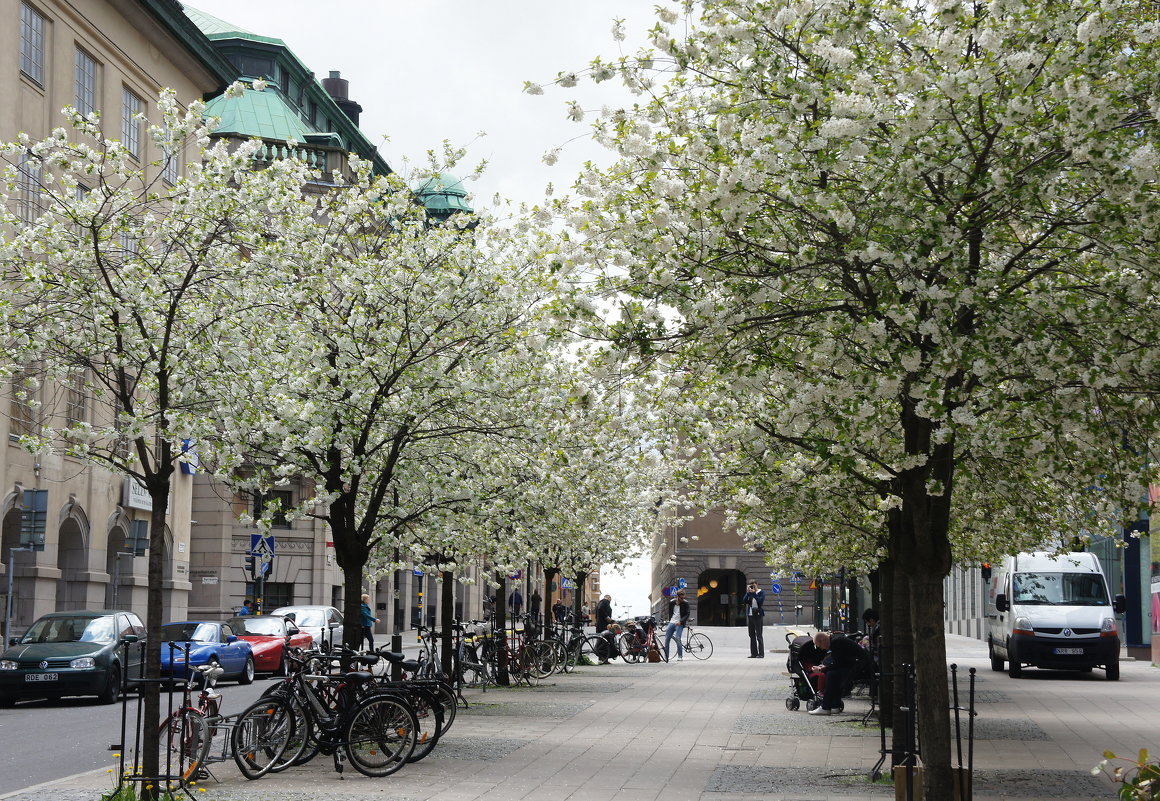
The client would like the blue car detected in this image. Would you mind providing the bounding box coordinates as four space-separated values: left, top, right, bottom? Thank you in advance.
159 621 255 685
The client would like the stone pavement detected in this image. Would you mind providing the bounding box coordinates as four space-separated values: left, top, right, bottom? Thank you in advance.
7 625 1154 801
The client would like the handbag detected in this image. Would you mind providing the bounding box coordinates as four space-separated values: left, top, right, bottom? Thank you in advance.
647 646 661 663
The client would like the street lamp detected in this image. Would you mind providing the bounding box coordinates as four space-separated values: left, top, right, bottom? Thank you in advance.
5 546 38 647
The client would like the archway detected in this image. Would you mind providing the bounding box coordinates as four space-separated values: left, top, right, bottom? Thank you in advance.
105 518 133 609
56 502 90 609
696 568 746 626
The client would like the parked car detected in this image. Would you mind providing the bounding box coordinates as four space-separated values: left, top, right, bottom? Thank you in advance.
270 605 344 651
159 621 255 684
226 615 313 675
0 610 146 705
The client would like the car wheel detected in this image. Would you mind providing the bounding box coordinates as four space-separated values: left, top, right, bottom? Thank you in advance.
275 652 288 677
1006 640 1022 678
239 656 256 685
0 694 16 708
98 665 122 705
1106 660 1120 681
988 640 1004 672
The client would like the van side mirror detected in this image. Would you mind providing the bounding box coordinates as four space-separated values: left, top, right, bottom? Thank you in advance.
995 594 1008 613
1113 595 1127 614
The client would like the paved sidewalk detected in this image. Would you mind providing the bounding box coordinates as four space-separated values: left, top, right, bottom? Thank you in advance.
9 625 1154 801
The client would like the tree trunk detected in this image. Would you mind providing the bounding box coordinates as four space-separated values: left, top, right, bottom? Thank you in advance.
910 572 952 799
495 572 509 686
890 557 912 764
440 570 454 677
139 478 170 801
543 567 558 639
573 571 586 628
341 558 363 657
878 558 893 730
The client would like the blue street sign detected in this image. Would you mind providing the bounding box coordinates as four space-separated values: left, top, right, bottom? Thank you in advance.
249 534 275 577
771 582 782 594
677 577 687 590
413 568 424 577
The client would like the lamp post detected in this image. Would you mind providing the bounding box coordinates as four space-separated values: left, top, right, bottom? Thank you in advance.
5 546 37 647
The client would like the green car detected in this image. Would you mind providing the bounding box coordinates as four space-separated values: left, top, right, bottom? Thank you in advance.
0 610 146 706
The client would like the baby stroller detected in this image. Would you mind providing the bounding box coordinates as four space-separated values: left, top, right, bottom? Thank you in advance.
785 632 835 711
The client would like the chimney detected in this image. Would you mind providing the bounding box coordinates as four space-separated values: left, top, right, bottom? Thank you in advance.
322 70 362 126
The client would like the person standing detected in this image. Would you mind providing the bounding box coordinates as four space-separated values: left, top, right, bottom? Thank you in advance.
595 594 613 632
508 588 523 617
741 581 765 658
360 593 379 651
663 589 690 661
237 599 253 616
552 599 567 623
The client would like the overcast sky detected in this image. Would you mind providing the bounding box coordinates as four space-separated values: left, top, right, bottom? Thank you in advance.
187 0 660 209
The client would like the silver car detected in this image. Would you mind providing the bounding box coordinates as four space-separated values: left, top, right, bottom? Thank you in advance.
270 605 344 651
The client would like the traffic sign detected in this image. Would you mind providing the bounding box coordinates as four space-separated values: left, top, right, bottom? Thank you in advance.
249 534 275 577
771 582 782 594
677 578 687 590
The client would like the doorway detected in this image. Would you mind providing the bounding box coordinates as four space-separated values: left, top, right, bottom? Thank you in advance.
696 569 745 626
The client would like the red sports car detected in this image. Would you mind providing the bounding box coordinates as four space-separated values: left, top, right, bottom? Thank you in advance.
226 615 313 675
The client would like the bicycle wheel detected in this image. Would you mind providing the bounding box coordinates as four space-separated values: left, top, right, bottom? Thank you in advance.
686 632 713 660
514 648 540 686
268 693 312 772
402 687 444 762
344 694 417 777
582 635 608 664
231 697 294 780
616 633 641 663
528 641 557 678
548 639 569 674
158 708 210 786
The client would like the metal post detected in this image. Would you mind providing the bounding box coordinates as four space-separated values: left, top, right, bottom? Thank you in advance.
5 547 35 647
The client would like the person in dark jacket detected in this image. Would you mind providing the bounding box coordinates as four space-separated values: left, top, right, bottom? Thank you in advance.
741 581 766 658
808 631 870 715
595 594 613 632
663 589 691 660
508 588 523 617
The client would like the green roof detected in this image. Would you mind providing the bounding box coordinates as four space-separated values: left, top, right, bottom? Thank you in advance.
415 173 473 215
182 6 284 45
203 85 310 141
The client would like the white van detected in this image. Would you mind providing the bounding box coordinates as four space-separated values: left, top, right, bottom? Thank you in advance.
985 551 1125 680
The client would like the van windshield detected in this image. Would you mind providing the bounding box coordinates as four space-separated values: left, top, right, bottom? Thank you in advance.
1011 572 1109 606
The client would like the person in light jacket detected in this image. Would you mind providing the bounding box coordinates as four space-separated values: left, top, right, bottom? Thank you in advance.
360 593 379 651
663 590 691 661
741 582 765 658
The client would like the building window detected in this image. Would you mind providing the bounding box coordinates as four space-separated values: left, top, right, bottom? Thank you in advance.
245 581 293 610
20 3 46 85
161 128 180 184
121 88 142 158
9 365 40 439
65 369 86 428
75 47 98 117
252 489 293 528
17 154 43 224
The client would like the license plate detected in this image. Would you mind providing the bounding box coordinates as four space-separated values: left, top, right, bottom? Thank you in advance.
25 673 59 682
1053 647 1083 655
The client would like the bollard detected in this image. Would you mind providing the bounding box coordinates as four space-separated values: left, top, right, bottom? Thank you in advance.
390 633 402 681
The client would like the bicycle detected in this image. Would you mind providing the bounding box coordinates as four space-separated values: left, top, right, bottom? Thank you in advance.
157 663 224 787
681 626 714 659
261 649 418 777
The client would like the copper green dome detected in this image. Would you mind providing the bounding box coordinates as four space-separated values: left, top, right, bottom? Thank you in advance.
414 173 473 216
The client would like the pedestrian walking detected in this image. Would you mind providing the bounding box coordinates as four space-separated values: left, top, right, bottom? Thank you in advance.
581 602 590 624
595 594 613 632
360 593 379 651
552 599 567 623
663 589 690 661
508 588 523 616
741 581 765 658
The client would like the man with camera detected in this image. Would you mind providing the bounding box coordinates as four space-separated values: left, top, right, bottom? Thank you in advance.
741 581 765 658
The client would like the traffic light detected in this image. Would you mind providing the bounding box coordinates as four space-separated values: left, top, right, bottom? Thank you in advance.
980 563 992 581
